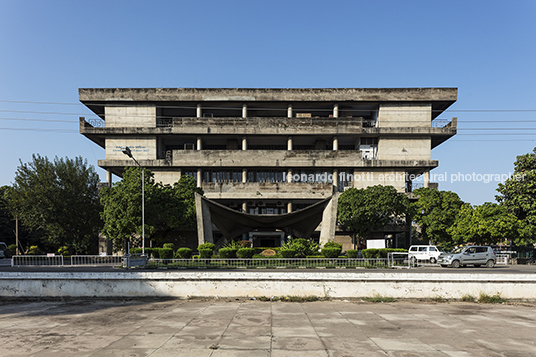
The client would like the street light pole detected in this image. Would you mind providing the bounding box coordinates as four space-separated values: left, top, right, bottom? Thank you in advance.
122 146 145 255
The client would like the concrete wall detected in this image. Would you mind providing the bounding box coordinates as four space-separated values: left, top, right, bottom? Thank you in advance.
105 106 156 128
377 137 431 161
352 169 406 192
203 182 333 200
378 103 431 128
2 271 535 299
105 136 157 160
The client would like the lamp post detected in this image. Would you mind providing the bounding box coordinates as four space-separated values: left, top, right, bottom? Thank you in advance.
122 146 145 255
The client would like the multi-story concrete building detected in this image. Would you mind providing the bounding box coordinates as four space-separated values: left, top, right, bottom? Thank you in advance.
79 88 457 249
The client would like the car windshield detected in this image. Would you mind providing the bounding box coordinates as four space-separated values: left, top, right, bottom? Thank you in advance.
450 247 465 254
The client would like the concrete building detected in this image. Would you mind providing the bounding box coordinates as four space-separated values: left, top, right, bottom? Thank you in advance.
79 88 457 249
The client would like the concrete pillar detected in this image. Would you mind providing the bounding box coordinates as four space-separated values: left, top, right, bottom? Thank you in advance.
197 136 202 150
333 136 338 151
195 193 213 244
333 103 339 118
242 104 247 118
197 169 202 188
107 170 112 187
242 136 247 150
287 136 293 150
319 193 340 245
287 202 293 213
333 169 338 190
287 169 293 183
287 104 293 118
196 104 202 118
424 171 430 188
242 202 247 212
242 168 247 183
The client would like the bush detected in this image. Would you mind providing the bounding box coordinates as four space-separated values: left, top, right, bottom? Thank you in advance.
280 249 297 258
321 247 342 258
236 247 255 259
8 244 17 254
163 243 175 250
240 240 252 248
281 238 319 258
159 248 174 259
219 247 238 258
323 241 342 249
346 249 358 258
199 249 213 259
175 247 193 259
57 246 70 256
27 246 41 255
362 248 407 258
198 243 215 251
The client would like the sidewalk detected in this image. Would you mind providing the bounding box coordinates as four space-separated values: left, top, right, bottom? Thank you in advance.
2 298 536 356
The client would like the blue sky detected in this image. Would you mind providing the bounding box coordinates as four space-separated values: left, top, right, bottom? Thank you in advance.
0 0 535 205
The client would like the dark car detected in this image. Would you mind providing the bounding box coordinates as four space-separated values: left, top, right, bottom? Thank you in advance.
0 242 12 258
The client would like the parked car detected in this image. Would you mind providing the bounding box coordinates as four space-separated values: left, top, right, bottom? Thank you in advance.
438 246 496 268
0 242 12 259
408 245 442 264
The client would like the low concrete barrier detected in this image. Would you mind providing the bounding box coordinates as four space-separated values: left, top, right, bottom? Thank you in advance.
2 271 536 299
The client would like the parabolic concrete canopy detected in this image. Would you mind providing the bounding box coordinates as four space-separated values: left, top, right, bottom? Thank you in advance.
195 193 336 243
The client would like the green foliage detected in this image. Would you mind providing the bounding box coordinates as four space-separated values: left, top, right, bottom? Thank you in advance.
5 155 102 255
362 294 397 303
280 249 297 258
338 185 410 248
158 248 174 259
199 249 213 258
461 294 476 302
175 247 193 259
57 246 70 256
198 242 215 251
321 247 342 258
411 188 464 250
100 168 203 253
27 245 41 255
281 238 319 258
218 247 238 258
236 247 255 258
323 241 342 249
478 292 506 304
346 249 359 258
496 147 536 243
447 202 524 246
240 240 252 248
362 248 406 258
163 243 175 250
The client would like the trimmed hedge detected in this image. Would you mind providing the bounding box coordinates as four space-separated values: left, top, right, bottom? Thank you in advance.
236 248 255 259
280 249 297 258
346 249 359 258
362 248 407 258
163 243 175 250
321 247 342 258
219 247 238 258
175 247 193 259
199 248 214 259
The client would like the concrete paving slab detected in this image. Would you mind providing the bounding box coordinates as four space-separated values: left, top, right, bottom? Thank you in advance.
2 299 536 356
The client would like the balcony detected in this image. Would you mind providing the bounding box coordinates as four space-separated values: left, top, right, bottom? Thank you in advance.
202 181 333 200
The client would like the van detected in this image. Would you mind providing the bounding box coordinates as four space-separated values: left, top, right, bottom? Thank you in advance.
408 245 442 264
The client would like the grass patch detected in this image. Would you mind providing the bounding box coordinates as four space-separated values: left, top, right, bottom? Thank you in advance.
430 295 447 303
461 294 476 302
257 295 324 302
362 294 397 303
478 293 506 304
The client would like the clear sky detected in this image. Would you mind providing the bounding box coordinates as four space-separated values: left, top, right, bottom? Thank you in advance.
0 0 535 205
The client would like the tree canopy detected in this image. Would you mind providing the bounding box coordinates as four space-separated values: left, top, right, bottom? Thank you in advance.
5 155 102 254
100 169 202 252
337 185 410 248
496 147 536 240
447 202 525 246
411 188 464 249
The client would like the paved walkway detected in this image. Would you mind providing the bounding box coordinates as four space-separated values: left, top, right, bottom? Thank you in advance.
2 299 536 356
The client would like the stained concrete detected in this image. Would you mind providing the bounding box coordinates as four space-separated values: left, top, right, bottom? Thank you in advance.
1 298 535 356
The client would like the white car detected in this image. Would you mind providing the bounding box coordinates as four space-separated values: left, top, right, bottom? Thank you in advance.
408 245 442 264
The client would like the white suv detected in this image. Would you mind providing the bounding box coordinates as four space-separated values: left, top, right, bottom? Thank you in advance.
408 245 442 264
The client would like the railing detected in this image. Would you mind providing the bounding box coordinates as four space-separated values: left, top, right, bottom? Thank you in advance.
85 118 105 127
495 254 509 265
431 118 450 128
71 255 124 266
12 255 64 267
145 258 390 269
388 252 413 269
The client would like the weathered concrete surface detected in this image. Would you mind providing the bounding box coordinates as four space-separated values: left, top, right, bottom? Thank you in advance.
1 298 535 356
2 270 536 299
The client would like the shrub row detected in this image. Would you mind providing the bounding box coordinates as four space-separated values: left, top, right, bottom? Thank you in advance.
361 248 407 258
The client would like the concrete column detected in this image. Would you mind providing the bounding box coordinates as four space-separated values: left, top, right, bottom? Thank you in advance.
333 136 338 151
287 104 293 118
242 136 247 150
197 169 202 188
197 136 202 150
287 202 293 213
333 169 338 190
242 168 247 183
319 193 340 245
195 193 213 244
333 103 339 118
107 170 112 187
287 169 293 183
196 104 202 118
242 202 247 212
242 104 247 118
178 168 182 180
287 136 293 150
424 171 430 188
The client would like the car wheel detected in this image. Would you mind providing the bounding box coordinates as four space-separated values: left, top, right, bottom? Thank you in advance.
430 257 437 264
486 260 495 268
451 260 461 268
474 264 481 268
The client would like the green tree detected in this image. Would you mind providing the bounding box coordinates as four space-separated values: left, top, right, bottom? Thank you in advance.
496 147 536 240
337 185 410 249
100 169 203 252
411 188 464 249
447 202 525 246
6 155 102 254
